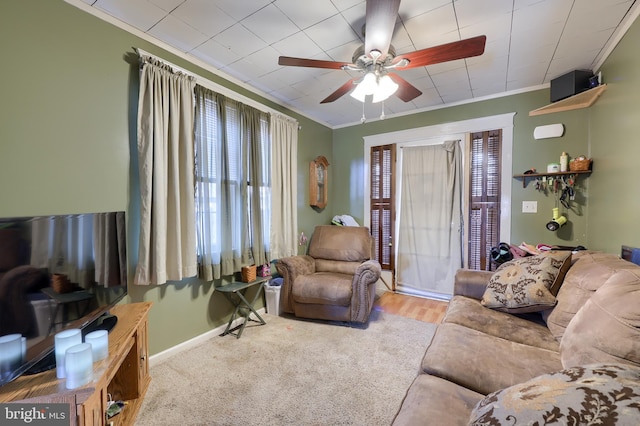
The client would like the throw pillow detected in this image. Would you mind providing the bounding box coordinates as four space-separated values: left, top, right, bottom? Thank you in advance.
481 251 572 313
469 364 640 426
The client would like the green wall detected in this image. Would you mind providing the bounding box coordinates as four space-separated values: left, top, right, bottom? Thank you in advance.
333 91 592 247
0 0 331 355
588 19 640 253
2 0 639 357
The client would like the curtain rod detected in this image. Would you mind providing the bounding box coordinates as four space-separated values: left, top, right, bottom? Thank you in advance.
134 47 298 126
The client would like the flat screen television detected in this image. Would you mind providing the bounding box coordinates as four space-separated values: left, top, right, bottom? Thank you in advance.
0 211 127 386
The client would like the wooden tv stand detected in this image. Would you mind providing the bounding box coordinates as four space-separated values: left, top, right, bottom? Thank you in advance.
0 302 152 426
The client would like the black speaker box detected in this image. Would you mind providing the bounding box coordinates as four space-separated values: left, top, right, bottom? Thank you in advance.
550 70 593 102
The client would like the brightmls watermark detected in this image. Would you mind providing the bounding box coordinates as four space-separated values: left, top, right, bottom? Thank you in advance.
1 404 68 425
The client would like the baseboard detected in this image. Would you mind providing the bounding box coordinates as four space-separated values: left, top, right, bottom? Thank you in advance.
148 307 266 368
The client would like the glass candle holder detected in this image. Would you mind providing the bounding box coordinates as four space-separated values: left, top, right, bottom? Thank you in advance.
54 329 82 379
0 334 23 382
64 343 93 389
84 330 109 361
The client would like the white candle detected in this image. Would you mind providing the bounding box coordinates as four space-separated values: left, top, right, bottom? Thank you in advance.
54 329 82 378
84 330 109 361
64 343 93 389
0 334 23 382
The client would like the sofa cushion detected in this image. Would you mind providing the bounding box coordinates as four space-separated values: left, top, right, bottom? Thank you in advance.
392 374 483 426
560 268 640 368
543 251 635 341
292 272 352 306
481 251 571 313
469 364 640 426
443 295 559 352
421 323 562 395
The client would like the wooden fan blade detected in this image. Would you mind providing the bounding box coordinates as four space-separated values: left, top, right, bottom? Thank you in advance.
364 0 401 59
320 78 359 103
394 35 487 69
388 73 422 102
278 56 352 70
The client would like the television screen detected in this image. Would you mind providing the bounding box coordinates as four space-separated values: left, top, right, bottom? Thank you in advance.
0 211 127 386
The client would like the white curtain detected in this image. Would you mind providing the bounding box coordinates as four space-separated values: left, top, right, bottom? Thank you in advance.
396 140 463 298
269 113 298 259
135 56 198 285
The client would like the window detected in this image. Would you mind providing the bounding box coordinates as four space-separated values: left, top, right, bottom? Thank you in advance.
467 130 502 271
194 88 271 280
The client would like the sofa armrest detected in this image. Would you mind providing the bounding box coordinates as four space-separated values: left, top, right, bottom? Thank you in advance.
275 255 316 313
453 268 494 300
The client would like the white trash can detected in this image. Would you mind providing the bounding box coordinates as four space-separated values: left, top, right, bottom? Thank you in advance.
264 277 283 315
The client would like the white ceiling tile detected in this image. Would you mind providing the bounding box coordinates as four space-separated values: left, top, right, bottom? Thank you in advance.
389 23 414 53
554 29 615 59
454 0 513 29
404 6 458 50
339 2 367 39
242 46 283 75
411 87 443 108
274 0 339 30
430 67 471 87
76 0 637 127
214 0 272 21
332 0 364 13
149 0 185 13
427 58 467 76
565 1 634 35
241 4 299 45
304 14 359 51
213 23 267 57
326 40 362 63
147 14 209 52
171 0 235 37
189 38 241 68
94 0 167 32
472 84 508 98
272 31 324 58
512 0 573 33
398 0 451 21
441 89 473 104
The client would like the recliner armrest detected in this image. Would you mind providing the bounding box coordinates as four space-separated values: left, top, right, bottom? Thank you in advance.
453 268 494 300
275 255 316 313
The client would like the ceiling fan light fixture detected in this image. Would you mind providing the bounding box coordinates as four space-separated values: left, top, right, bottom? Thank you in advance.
350 72 377 101
372 75 398 103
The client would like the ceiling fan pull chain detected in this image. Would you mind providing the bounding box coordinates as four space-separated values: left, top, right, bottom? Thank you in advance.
361 101 367 124
380 101 386 120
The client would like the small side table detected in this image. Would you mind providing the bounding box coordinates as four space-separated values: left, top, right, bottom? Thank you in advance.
41 287 94 334
217 276 269 338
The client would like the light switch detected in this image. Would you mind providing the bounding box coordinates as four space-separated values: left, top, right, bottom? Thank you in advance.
522 201 537 213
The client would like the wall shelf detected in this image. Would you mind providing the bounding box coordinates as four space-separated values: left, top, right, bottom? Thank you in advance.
513 170 591 188
529 84 607 116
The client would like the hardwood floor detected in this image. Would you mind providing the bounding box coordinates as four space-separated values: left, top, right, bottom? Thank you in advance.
373 291 449 324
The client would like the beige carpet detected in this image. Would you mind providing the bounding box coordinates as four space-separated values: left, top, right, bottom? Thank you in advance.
135 309 437 426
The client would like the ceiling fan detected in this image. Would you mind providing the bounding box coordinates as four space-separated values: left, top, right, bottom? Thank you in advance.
278 0 486 104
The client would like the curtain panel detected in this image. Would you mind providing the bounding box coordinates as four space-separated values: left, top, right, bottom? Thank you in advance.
396 140 463 297
269 113 298 259
134 57 198 285
194 86 270 281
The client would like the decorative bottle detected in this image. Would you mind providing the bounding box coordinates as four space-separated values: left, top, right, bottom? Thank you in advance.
560 152 568 172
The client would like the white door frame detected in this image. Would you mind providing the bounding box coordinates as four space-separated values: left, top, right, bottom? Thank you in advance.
363 112 516 273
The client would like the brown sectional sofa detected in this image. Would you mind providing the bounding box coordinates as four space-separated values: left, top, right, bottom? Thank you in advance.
393 250 640 425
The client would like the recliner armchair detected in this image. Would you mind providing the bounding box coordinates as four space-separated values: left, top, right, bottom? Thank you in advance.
276 225 382 324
